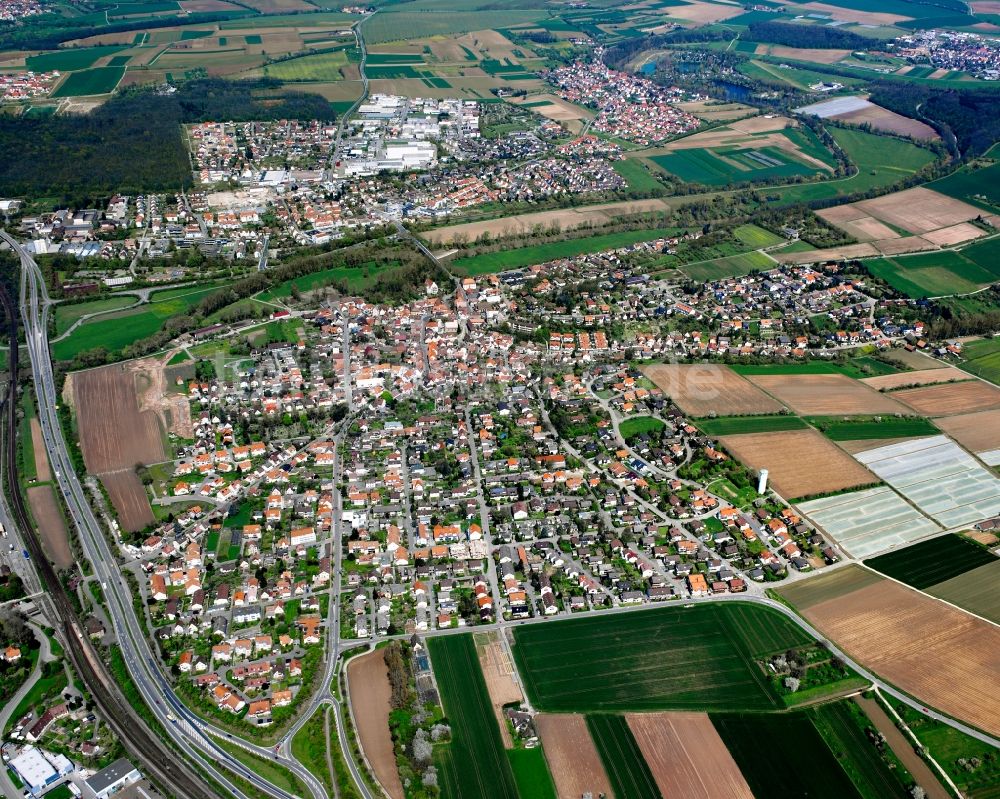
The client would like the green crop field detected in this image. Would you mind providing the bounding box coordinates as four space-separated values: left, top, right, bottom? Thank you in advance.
366 53 424 65
614 159 664 192
810 702 910 799
730 357 901 379
449 228 677 275
865 533 997 589
26 45 126 72
618 416 665 438
507 748 556 799
51 66 125 96
864 249 1000 298
429 635 519 799
512 603 812 712
682 250 774 281
651 144 821 186
366 64 421 78
733 223 784 248
928 154 1000 212
52 285 219 361
959 236 1000 274
587 715 661 799
959 336 1000 385
809 416 939 441
255 262 397 302
929 559 1000 624
696 415 808 436
363 10 547 43
713 712 863 799
53 295 137 335
264 50 349 81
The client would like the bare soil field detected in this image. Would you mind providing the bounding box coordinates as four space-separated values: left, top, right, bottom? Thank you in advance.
455 29 525 61
536 714 613 799
746 373 909 416
675 100 756 121
475 632 523 748
920 222 986 247
670 1 745 22
29 418 51 483
965 530 998 546
893 381 1000 416
933 409 1000 452
854 697 950 799
657 116 791 152
626 712 754 799
772 242 879 264
424 198 674 245
872 236 937 256
798 1 912 24
833 216 900 242
861 366 971 390
719 429 876 498
837 436 915 455
852 187 982 235
28 484 73 570
73 363 166 532
643 363 783 417
832 105 938 140
760 45 851 63
347 650 405 799
971 0 1000 11
238 0 313 10
510 94 591 122
800 577 1000 739
131 356 193 439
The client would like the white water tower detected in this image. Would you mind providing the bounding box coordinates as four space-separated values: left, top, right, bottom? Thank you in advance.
758 469 769 494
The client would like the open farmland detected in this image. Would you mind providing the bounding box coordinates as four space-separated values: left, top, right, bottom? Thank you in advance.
865 533 997 589
642 364 783 417
779 570 1000 739
855 436 1000 529
828 187 985 236
625 712 754 799
52 66 126 96
362 12 548 44
892 380 1000 416
927 151 1000 212
860 366 971 390
587 715 660 799
712 712 864 799
512 603 812 713
474 632 523 748
808 415 939 441
928 560 1000 625
695 415 807 436
796 95 938 140
864 251 1000 298
428 635 518 799
934 409 1000 463
719 429 876 499
27 485 73 570
71 363 166 532
535 714 613 799
797 486 941 558
347 650 404 799
744 373 910 416
958 337 1000 386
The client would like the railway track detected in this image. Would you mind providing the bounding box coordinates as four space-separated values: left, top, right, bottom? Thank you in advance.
0 283 218 799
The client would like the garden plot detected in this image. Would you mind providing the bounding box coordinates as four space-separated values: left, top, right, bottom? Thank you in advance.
797 485 941 558
855 436 1000 529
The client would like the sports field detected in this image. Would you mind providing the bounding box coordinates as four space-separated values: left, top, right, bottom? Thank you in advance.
448 228 677 275
52 66 125 96
429 635 519 799
696 415 807 436
864 533 997 590
586 715 661 799
712 712 864 799
512 603 812 712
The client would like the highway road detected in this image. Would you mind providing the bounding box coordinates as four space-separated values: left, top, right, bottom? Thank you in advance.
4 231 328 799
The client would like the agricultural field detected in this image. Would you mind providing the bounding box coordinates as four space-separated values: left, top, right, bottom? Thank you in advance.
719 428 876 499
25 45 128 71
927 559 1000 626
695 415 807 436
797 486 941 559
586 715 660 799
778 567 1000 739
712 712 864 799
808 416 939 441
864 533 997 589
506 749 555 799
730 357 902 380
512 602 812 713
892 380 1000 416
934 408 1000 464
855 436 1000 529
447 228 678 275
51 66 126 96
535 714 613 799
927 146 1000 212
347 651 404 799
681 250 775 282
625 712 754 799
428 635 519 799
860 366 971 390
612 159 664 193
864 250 1000 298
743 373 910 416
262 48 350 81
362 11 548 44
733 223 784 249
958 336 1000 386
642 363 783 417
796 95 937 140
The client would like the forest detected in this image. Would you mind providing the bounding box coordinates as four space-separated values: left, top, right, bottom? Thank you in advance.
0 79 335 202
745 21 871 50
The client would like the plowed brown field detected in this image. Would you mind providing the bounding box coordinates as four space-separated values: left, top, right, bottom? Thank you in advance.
893 380 1000 416
796 574 1000 739
720 429 876 498
347 650 405 799
536 714 613 799
476 633 523 748
745 373 909 416
28 484 72 569
934 409 1000 453
860 366 971 390
626 712 754 799
643 364 783 417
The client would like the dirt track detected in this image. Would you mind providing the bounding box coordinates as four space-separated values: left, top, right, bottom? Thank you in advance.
626 712 754 799
536 714 613 799
347 650 405 799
